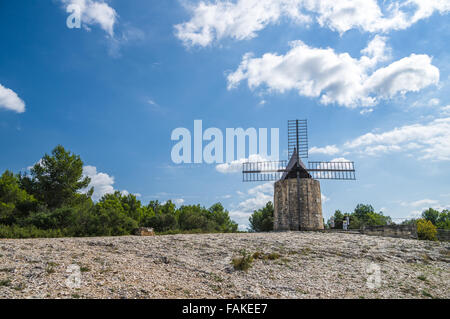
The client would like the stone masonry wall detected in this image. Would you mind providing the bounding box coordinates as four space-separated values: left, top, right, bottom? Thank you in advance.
437 229 450 241
360 225 418 239
274 178 324 231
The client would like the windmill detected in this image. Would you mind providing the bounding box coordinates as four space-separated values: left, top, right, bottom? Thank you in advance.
242 119 356 231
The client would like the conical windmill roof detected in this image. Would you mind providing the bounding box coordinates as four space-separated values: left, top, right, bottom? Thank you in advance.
280 149 312 180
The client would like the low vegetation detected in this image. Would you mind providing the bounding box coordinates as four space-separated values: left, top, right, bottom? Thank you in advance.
231 250 254 271
0 145 238 238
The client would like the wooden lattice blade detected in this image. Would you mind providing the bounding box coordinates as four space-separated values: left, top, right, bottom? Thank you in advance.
307 161 356 180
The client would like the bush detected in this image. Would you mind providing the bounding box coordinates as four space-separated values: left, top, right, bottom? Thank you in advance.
417 219 437 241
0 225 67 238
231 250 254 271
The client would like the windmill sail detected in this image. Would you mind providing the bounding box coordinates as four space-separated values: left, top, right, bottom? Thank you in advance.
288 119 308 159
307 161 356 180
242 160 287 182
242 119 356 182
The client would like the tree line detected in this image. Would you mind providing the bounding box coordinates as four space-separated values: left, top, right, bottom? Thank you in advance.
248 202 450 236
0 145 238 238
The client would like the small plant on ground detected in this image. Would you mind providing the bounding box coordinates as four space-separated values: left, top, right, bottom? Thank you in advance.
0 279 11 287
231 249 254 271
45 263 57 274
252 251 263 259
417 275 427 281
301 247 312 255
267 252 281 260
80 266 90 272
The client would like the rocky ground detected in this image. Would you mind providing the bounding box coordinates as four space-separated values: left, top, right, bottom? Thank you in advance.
0 232 448 299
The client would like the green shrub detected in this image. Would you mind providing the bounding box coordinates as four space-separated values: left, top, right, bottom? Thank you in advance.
417 219 437 241
0 225 67 238
231 250 253 271
266 252 281 260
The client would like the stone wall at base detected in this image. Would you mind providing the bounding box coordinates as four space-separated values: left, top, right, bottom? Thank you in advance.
274 178 324 231
361 225 417 239
437 229 450 241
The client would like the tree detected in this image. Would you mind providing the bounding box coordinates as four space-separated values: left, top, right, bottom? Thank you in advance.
19 145 92 209
0 170 37 225
100 191 145 223
436 210 450 229
249 201 273 232
417 218 437 241
330 210 344 229
93 193 138 236
353 204 391 227
208 203 238 232
422 208 440 225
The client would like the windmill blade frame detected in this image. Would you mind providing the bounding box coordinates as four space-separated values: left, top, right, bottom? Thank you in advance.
242 160 287 182
288 119 308 159
307 161 356 180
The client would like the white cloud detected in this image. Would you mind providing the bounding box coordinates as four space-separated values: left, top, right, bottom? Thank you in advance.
237 192 272 212
402 199 440 208
82 165 115 200
229 182 273 225
62 0 117 37
428 98 440 106
440 105 450 115
238 224 249 231
175 0 309 47
120 190 142 197
363 54 439 100
313 117 450 161
360 108 374 115
227 38 439 108
321 193 329 203
401 198 450 218
247 182 274 195
310 145 340 155
216 154 268 174
0 84 25 113
175 0 450 47
173 198 185 206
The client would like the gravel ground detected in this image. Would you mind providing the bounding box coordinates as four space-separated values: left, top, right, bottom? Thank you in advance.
0 232 448 299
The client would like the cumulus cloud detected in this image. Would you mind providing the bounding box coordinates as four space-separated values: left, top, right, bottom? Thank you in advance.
0 84 25 113
175 0 450 47
402 199 440 208
173 198 185 206
82 165 115 200
229 182 273 225
227 38 439 108
401 198 450 218
310 145 340 155
363 54 439 100
311 117 450 161
62 0 118 37
440 105 450 115
216 154 269 174
428 98 440 107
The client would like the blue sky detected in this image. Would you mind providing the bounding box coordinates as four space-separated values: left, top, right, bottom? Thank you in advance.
1 0 450 229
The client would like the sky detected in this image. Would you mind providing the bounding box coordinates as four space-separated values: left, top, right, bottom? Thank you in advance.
1 0 450 230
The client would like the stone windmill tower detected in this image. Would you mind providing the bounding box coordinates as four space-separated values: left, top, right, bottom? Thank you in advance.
242 120 356 231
